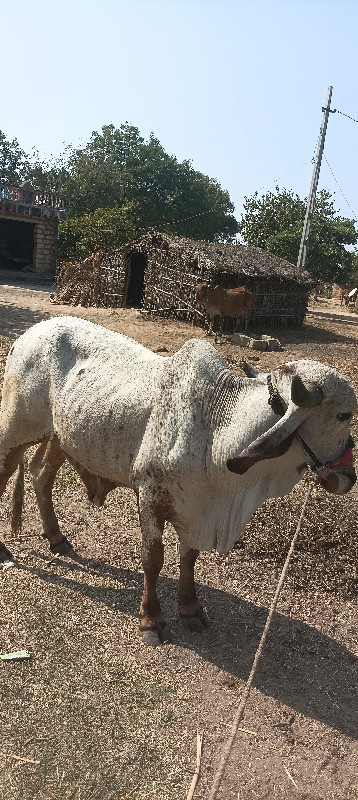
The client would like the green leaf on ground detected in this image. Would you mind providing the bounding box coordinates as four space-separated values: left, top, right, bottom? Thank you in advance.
0 650 31 661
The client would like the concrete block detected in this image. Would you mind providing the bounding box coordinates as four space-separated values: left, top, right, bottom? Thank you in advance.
265 337 281 351
249 338 268 351
231 333 251 346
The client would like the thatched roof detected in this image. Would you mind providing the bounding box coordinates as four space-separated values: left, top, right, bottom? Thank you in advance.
124 231 314 285
54 231 315 328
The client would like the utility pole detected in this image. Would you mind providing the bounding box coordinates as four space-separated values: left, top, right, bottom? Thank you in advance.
297 86 335 271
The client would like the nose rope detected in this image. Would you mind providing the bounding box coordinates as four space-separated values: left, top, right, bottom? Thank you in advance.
207 479 313 800
295 433 326 471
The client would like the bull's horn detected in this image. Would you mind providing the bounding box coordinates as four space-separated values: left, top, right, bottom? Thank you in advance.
291 374 323 408
241 361 259 378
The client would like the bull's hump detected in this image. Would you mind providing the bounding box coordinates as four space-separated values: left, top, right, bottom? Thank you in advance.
25 315 159 365
50 316 156 355
172 338 227 369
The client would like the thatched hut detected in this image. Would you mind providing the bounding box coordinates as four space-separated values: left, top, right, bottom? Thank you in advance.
55 231 315 328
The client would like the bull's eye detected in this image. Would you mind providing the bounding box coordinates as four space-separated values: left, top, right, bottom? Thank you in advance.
336 412 352 422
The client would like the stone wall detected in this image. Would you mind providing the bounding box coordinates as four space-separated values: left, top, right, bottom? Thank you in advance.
33 218 58 272
0 210 59 274
0 183 66 275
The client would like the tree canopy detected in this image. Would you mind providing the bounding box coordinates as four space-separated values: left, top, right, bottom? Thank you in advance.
3 126 357 276
57 205 137 261
347 250 358 285
60 124 238 242
0 131 29 185
1 124 239 252
239 187 358 283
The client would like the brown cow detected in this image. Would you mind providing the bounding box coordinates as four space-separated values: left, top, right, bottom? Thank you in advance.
195 282 253 337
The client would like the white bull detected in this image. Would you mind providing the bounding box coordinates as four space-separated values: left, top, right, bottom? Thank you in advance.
0 316 356 645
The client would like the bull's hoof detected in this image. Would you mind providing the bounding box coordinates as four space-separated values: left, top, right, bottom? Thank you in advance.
0 544 15 565
140 623 171 647
180 607 209 633
141 628 162 647
50 537 74 556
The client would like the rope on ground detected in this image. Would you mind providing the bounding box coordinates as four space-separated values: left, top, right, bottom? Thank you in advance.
207 480 313 800
186 730 203 800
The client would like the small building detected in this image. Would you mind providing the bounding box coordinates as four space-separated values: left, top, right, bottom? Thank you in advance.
56 231 315 328
0 182 66 276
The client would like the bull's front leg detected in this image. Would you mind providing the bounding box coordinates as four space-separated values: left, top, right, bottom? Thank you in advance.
137 487 168 646
178 546 208 632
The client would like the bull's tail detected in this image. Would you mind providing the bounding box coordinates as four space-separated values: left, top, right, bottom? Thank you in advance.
11 458 25 535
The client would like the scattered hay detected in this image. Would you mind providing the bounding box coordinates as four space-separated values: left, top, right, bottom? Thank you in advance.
53 251 103 306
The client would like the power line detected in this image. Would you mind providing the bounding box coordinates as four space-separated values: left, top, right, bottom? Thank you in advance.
133 160 313 230
324 156 358 221
233 160 312 206
335 109 358 124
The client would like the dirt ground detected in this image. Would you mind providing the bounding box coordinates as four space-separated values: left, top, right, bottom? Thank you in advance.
0 282 357 800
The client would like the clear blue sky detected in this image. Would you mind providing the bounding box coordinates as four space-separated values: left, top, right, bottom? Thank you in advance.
2 0 358 224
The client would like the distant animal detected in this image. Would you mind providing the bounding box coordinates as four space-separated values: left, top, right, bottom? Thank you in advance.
339 286 349 306
0 316 356 646
346 288 358 310
310 280 321 305
195 282 253 336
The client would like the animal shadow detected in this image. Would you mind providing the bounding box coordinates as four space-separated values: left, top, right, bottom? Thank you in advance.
21 551 358 740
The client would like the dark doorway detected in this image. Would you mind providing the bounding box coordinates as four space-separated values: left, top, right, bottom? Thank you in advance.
0 218 35 270
125 252 147 307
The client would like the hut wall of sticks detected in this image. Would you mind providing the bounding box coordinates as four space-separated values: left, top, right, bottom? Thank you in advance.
54 231 315 328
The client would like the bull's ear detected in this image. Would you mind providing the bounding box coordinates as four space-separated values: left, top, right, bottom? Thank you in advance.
291 374 323 407
227 431 297 474
227 405 307 475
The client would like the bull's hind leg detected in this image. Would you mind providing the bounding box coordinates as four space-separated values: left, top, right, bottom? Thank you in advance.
178 546 208 632
137 487 168 646
214 314 224 343
29 437 73 555
0 443 30 562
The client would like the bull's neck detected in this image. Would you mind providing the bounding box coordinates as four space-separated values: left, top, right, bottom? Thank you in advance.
205 369 257 429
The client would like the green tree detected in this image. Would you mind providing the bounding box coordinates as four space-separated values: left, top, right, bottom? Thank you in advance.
61 124 238 241
1 123 238 246
239 187 357 283
345 250 358 285
25 147 71 194
0 129 69 191
0 130 29 184
57 204 137 260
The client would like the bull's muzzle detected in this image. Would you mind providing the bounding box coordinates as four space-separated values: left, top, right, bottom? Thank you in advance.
317 465 357 495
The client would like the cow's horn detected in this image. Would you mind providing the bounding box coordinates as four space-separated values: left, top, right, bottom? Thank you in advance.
291 374 323 408
241 361 259 378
